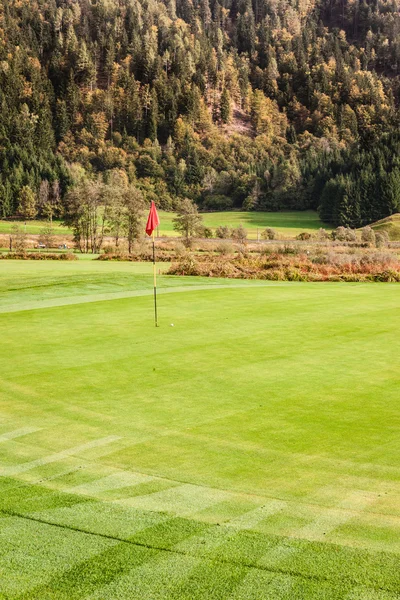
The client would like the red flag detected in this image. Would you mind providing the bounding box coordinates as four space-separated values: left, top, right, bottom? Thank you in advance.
145 201 160 237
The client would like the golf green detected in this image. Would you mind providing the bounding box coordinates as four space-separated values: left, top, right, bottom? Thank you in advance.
0 261 399 599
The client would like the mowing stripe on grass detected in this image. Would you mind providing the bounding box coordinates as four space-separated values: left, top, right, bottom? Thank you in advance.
296 489 379 541
0 436 121 476
86 551 201 600
117 482 233 517
1 505 400 596
16 541 158 600
0 427 41 443
344 586 400 599
226 499 288 530
0 282 273 314
256 490 379 568
66 471 156 496
0 515 118 598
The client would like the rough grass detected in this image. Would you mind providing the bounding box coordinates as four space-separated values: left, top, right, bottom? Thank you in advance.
370 214 400 240
0 260 400 599
168 250 400 281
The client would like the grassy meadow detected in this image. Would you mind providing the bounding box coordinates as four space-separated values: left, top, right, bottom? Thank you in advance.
0 210 329 241
158 210 328 238
1 260 400 599
0 220 71 236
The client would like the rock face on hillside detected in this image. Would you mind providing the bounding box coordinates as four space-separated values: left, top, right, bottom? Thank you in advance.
1 0 400 227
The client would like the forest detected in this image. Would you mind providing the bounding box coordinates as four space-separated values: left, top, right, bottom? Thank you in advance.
1 0 400 227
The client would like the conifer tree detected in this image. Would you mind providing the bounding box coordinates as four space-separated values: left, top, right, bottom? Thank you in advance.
17 186 37 220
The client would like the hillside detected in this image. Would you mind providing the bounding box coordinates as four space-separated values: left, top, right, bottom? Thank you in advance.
1 0 400 227
370 213 400 241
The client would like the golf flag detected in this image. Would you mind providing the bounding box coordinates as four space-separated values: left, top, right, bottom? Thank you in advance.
146 201 160 237
145 202 160 327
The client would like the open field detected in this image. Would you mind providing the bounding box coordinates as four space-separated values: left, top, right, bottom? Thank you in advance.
1 261 400 599
371 214 400 241
158 210 329 238
0 210 329 241
0 220 71 236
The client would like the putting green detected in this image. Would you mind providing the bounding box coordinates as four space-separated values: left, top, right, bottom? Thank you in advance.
0 261 399 599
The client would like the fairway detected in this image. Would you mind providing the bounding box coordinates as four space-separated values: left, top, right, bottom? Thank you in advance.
158 210 328 238
1 261 400 599
0 220 71 236
0 210 328 240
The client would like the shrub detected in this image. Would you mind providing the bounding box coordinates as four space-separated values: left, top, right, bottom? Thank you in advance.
361 226 376 246
261 228 276 240
216 241 234 255
282 244 299 254
103 245 116 254
332 226 357 242
215 225 230 239
317 228 330 241
0 252 77 260
196 225 213 238
173 242 187 257
296 232 311 241
231 224 247 242
375 231 389 248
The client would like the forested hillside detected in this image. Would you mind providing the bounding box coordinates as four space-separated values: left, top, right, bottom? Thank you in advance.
1 0 400 226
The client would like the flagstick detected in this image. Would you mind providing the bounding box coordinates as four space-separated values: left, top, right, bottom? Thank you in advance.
152 230 158 327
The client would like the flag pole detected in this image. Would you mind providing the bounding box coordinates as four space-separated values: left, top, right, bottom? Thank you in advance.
152 230 158 327
146 201 160 327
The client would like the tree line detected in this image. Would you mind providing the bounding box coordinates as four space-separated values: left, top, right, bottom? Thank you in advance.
1 0 400 227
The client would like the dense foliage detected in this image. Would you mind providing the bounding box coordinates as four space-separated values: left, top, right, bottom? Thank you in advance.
1 0 400 225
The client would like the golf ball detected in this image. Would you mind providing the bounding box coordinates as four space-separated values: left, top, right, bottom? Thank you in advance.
170 324 174 327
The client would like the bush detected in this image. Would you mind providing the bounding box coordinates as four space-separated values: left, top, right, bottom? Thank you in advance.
282 244 299 254
231 224 247 242
261 228 276 240
332 226 357 242
361 226 376 246
103 245 117 254
166 247 400 282
296 232 311 241
216 241 235 255
173 242 187 257
375 231 389 248
0 252 77 260
215 225 230 239
317 228 330 241
196 225 213 238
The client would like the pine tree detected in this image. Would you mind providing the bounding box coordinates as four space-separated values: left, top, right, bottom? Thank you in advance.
17 186 37 220
220 87 232 123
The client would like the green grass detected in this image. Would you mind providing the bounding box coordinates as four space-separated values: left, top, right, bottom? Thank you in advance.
0 260 400 599
0 210 329 240
158 210 329 238
370 213 400 240
0 219 71 235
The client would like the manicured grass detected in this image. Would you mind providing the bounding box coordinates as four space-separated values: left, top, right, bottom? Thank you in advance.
0 261 400 599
